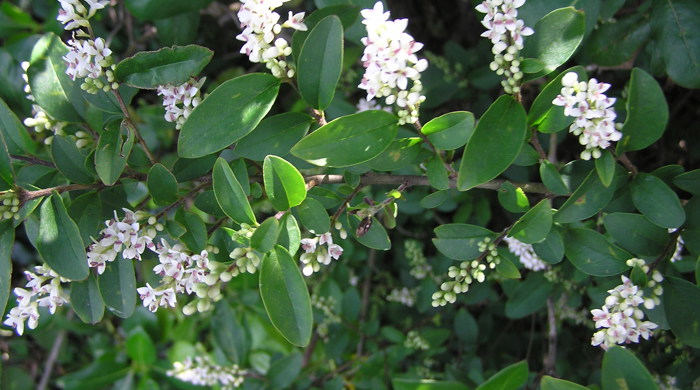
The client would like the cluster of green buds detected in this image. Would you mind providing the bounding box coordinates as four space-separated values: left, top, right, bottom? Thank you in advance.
81 64 118 94
310 295 341 340
228 223 262 275
627 258 664 308
404 330 430 351
431 237 500 307
0 191 20 221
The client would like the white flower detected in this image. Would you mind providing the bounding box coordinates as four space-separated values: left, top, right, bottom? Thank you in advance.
236 0 306 78
299 232 343 276
387 287 416 307
63 37 113 81
503 236 547 271
157 77 205 129
358 2 427 125
167 356 246 388
553 72 622 160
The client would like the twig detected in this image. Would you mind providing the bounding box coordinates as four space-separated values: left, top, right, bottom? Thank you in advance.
302 333 319 368
113 89 157 165
17 183 106 203
11 155 55 168
649 228 683 273
414 120 456 177
543 297 557 376
154 178 212 220
356 248 377 357
617 153 639 176
530 130 548 161
547 133 558 163
36 313 70 390
330 183 364 223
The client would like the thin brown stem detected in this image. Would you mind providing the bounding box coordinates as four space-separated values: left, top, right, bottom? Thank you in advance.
154 178 212 220
543 297 557 376
11 155 55 168
113 89 157 165
17 183 105 203
547 133 558 163
530 130 548 161
356 248 377 357
330 183 364 223
617 153 639 176
413 120 456 176
36 312 72 390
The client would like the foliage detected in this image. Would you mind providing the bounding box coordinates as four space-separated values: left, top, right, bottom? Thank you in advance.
0 0 699 389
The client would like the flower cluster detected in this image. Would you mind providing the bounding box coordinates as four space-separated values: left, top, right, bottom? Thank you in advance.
404 330 430 351
553 72 622 160
387 287 417 307
87 209 160 274
405 239 432 280
0 191 20 222
138 241 214 313
669 229 685 263
590 258 663 350
358 2 428 125
228 223 263 275
356 97 392 113
476 0 533 94
300 232 343 276
432 238 500 307
157 77 206 130
167 356 246 389
3 265 70 335
236 0 307 78
311 295 341 339
21 62 68 143
503 236 547 271
57 0 116 93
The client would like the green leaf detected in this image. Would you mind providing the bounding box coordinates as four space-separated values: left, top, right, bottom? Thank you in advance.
509 199 552 244
393 379 469 390
433 224 496 261
70 274 105 324
213 301 249 364
541 376 589 390
366 137 422 172
421 190 450 209
268 353 304 389
278 213 301 255
67 192 101 247
532 226 565 264
458 95 527 191
495 254 521 279
236 113 312 161
476 360 528 390
421 111 475 150
37 194 89 280
291 5 358 60
554 169 619 223
618 68 669 152
522 7 586 80
212 157 256 225
26 33 83 122
172 154 217 181
55 353 129 390
114 45 213 89
664 276 700 348
126 326 156 366
264 155 307 211
425 155 450 190
603 213 670 257
95 120 134 186
631 173 685 229
250 217 280 253
564 228 631 276
125 0 213 20
539 160 569 195
297 16 343 109
51 135 94 184
291 110 398 167
651 0 700 89
349 215 391 250
602 347 659 390
595 149 616 187
673 169 700 195
147 163 178 203
497 181 530 213
0 221 14 316
259 246 313 347
0 96 35 155
175 209 207 253
505 273 553 318
528 66 586 133
583 13 651 67
0 131 13 189
295 197 330 234
98 254 136 318
178 73 280 158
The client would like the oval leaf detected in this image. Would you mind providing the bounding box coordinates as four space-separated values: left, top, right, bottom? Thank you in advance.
663 276 700 348
51 135 94 184
297 15 343 109
295 197 330 234
291 110 398 167
528 66 586 133
263 155 307 211
37 193 89 280
458 95 527 191
178 73 280 158
98 254 136 318
212 157 256 225
236 112 312 161
421 111 475 150
631 173 685 229
0 221 14 316
564 228 630 276
95 120 134 186
250 217 280 254
476 360 528 390
602 347 659 390
603 213 670 257
147 163 178 203
70 274 105 324
554 169 619 223
114 45 213 89
433 224 496 261
509 198 552 244
618 68 669 152
259 246 313 347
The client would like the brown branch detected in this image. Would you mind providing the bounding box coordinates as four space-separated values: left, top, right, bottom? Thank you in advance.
11 155 55 168
330 183 365 223
530 130 548 161
547 133 558 163
617 153 639 176
154 177 212 220
113 89 157 165
17 183 106 204
543 297 557 376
